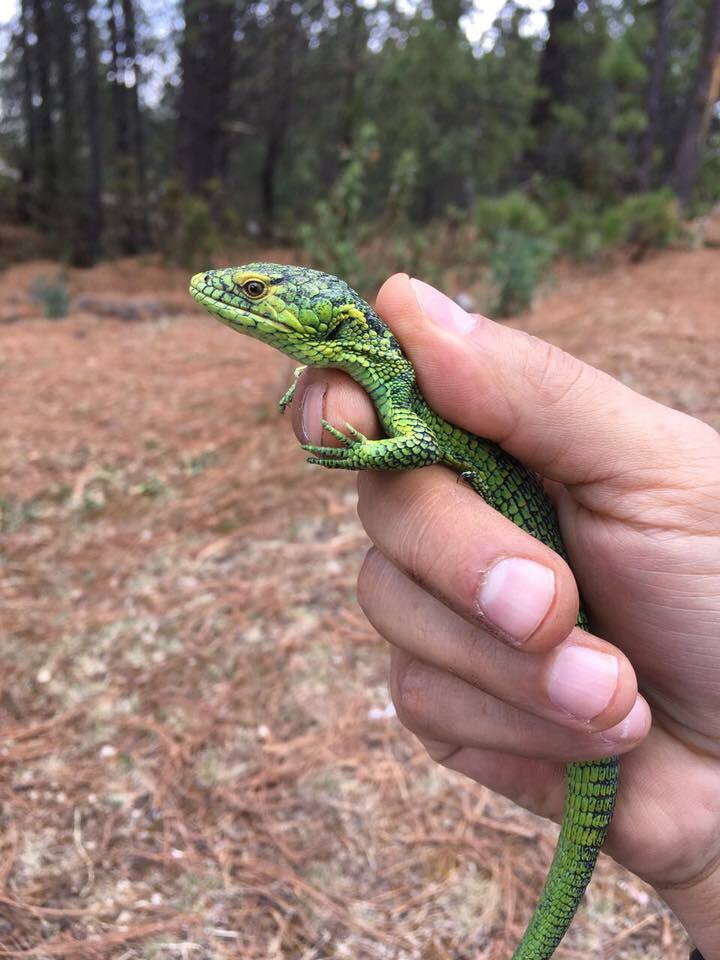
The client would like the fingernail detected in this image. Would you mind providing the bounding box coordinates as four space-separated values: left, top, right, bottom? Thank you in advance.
300 381 327 444
547 646 619 721
410 277 477 334
600 697 648 744
476 557 555 644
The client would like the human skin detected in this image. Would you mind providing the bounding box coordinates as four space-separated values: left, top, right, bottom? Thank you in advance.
289 273 720 958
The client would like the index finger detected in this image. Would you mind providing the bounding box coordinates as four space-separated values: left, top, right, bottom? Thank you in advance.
357 466 579 654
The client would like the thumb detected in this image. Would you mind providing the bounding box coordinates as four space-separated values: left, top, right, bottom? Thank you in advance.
376 274 696 489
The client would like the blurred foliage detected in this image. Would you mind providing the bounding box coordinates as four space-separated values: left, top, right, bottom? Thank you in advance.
476 192 550 243
299 124 378 288
555 205 607 262
156 180 220 267
0 0 718 311
601 190 684 252
691 129 720 215
300 124 448 293
489 229 555 317
29 271 70 318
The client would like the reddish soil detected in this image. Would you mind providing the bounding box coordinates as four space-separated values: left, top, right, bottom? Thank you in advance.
1 246 718 958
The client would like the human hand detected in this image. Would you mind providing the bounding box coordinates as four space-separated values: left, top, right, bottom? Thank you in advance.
291 273 720 958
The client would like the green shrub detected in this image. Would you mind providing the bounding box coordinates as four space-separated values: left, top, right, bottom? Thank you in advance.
555 207 606 262
476 191 550 242
299 124 380 290
30 271 70 318
489 229 554 317
157 180 220 267
601 190 682 251
474 193 554 315
691 135 720 213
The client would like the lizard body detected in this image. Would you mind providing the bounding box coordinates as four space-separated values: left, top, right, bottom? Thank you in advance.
189 262 619 959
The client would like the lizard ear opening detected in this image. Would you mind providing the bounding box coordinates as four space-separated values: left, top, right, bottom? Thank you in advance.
325 321 345 341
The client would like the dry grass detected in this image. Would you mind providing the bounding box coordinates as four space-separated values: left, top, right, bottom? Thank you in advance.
1 246 718 958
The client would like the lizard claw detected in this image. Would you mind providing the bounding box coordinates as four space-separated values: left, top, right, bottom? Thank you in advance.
319 419 352 446
314 419 367 448
301 443 349 458
301 420 368 468
342 422 367 443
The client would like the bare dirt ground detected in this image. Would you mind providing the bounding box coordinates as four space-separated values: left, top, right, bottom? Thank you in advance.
1 246 718 959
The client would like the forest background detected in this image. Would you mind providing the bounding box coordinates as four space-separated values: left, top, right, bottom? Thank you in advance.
0 0 719 311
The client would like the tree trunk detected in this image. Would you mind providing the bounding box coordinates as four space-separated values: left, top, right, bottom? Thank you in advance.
637 0 674 190
670 0 720 205
108 0 140 253
526 0 578 172
107 0 128 157
78 0 104 261
177 0 235 194
121 0 150 248
176 0 198 189
17 0 37 222
338 0 365 151
30 0 57 229
260 0 295 230
260 127 284 226
54 0 84 261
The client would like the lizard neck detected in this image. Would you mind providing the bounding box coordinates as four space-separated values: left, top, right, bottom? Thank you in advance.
331 337 416 399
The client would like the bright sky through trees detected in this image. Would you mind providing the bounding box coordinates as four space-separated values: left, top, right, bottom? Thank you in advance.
0 0 552 42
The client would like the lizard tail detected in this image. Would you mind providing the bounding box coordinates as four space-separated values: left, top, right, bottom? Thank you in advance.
511 755 619 959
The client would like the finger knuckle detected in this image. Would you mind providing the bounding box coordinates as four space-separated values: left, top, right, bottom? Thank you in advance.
457 627 496 690
396 485 444 578
356 548 381 614
391 658 433 730
424 740 462 765
395 482 463 588
522 336 596 413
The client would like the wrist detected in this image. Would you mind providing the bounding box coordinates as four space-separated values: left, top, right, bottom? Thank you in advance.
656 863 720 960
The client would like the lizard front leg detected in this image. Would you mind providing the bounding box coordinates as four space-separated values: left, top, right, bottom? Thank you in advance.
303 416 441 471
278 365 307 414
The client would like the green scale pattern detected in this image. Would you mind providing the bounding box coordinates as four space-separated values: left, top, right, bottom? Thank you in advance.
189 263 620 960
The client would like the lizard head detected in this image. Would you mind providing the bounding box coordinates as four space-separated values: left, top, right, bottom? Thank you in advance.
189 262 378 365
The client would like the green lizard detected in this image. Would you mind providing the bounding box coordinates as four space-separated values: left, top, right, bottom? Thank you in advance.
189 262 619 959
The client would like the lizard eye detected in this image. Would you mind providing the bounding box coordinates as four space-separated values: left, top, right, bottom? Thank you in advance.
242 279 267 299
